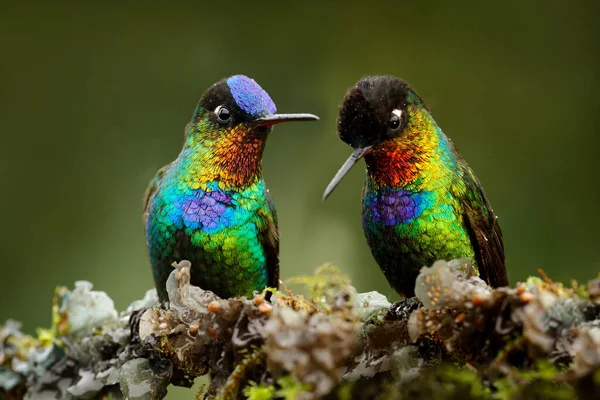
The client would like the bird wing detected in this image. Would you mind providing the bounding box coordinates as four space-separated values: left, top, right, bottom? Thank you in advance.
142 163 172 226
259 189 280 290
457 162 509 288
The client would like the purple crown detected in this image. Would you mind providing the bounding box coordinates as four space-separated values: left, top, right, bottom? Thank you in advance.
226 75 277 117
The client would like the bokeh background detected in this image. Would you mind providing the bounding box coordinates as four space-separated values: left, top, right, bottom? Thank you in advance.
1 1 599 396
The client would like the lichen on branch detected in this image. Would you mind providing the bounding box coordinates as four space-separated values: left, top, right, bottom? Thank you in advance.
1 260 599 399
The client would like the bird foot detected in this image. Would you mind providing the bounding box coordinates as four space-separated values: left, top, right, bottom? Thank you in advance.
386 296 423 321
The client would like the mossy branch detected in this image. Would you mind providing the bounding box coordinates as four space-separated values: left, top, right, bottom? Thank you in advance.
2 260 600 400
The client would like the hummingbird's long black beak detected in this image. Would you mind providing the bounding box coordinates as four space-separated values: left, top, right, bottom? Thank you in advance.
322 146 372 200
255 113 319 126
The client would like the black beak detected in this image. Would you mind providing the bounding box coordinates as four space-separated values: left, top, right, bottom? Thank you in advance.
255 113 319 126
322 146 372 200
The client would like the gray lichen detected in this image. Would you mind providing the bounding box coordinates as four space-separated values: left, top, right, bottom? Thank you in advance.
119 358 169 400
0 280 159 400
264 304 358 397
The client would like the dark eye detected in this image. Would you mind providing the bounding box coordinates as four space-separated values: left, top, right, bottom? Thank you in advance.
215 105 231 123
389 110 402 130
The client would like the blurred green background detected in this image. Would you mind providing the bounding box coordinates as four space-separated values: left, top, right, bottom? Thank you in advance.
1 0 598 363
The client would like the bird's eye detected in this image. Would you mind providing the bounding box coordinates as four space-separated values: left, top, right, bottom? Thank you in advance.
215 105 231 123
389 109 402 130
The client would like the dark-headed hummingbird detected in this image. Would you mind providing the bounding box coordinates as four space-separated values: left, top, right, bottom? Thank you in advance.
323 76 508 297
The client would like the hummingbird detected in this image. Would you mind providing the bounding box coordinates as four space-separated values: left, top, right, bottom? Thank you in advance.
144 75 318 301
323 76 508 298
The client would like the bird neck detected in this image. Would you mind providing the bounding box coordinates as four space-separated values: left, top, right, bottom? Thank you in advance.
176 121 266 191
365 108 456 192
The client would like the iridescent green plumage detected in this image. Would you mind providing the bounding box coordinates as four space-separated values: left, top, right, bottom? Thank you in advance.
144 75 317 300
324 76 508 297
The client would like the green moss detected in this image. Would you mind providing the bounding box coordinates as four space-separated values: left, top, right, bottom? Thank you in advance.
334 381 354 400
571 280 590 300
521 360 566 381
525 276 546 287
493 361 575 400
195 384 208 400
438 365 489 398
275 376 312 400
221 347 266 400
243 381 276 400
493 378 575 400
262 286 280 297
35 286 71 347
384 363 491 399
287 264 353 310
